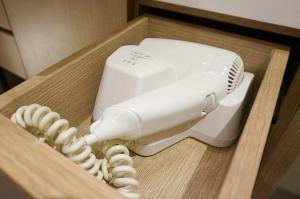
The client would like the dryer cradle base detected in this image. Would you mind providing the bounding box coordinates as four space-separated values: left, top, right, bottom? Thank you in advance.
130 73 254 156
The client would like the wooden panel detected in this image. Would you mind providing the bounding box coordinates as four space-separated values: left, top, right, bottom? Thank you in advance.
0 30 26 78
137 0 300 38
0 114 124 199
252 66 300 198
0 0 10 30
253 107 300 199
3 0 128 77
133 138 207 199
0 15 289 199
262 67 300 159
218 49 289 199
0 16 148 199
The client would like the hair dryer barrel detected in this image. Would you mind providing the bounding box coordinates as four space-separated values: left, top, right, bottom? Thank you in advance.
85 73 226 145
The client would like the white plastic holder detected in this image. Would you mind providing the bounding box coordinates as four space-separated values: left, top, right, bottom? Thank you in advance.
130 72 254 156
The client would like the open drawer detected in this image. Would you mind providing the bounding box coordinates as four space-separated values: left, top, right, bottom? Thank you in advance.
0 15 289 199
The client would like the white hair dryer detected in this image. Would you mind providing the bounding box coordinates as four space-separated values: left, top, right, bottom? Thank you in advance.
85 38 254 156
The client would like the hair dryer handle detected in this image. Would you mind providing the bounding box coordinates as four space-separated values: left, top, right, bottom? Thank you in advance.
86 72 227 144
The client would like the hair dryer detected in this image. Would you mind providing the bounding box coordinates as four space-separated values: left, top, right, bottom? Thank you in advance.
85 38 253 155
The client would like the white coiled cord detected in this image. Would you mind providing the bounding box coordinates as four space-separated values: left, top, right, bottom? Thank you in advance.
102 142 140 199
11 104 140 199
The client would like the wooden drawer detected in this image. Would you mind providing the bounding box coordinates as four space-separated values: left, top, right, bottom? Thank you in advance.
0 15 289 199
0 1 11 30
0 30 26 78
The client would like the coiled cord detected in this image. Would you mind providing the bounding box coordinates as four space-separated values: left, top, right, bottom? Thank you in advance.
11 104 140 199
102 142 140 199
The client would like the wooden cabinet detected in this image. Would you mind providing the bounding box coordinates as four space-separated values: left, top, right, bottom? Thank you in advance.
0 1 298 198
0 15 289 199
0 0 128 78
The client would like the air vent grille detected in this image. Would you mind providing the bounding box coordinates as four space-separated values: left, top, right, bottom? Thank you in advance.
227 56 244 94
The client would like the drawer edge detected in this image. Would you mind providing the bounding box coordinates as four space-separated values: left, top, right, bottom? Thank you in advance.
0 114 124 199
218 49 290 199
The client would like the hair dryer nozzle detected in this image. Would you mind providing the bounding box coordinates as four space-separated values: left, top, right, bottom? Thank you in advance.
85 107 140 145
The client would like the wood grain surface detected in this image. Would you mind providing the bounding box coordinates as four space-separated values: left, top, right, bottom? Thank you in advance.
218 49 289 199
0 16 148 199
252 64 300 199
0 114 124 199
0 15 289 199
75 115 235 199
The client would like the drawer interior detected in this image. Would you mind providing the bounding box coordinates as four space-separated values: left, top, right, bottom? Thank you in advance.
0 15 289 199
